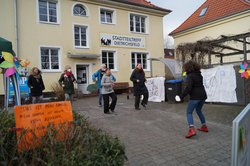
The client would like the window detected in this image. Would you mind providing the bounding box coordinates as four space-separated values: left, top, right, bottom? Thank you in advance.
38 0 58 23
199 7 208 17
130 14 146 33
131 52 148 70
73 4 87 16
102 51 116 70
40 47 60 71
100 8 115 24
74 25 88 48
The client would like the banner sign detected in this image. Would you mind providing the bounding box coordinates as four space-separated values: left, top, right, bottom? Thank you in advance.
145 77 165 102
14 101 73 151
232 103 250 166
201 65 237 103
9 76 29 99
9 67 30 101
100 33 146 49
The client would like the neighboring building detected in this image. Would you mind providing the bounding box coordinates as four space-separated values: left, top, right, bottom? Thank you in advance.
170 0 250 64
0 0 171 95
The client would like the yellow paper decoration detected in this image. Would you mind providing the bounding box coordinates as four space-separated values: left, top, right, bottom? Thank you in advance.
2 51 14 63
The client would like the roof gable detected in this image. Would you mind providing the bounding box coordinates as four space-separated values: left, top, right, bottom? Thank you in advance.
111 0 171 13
170 0 250 35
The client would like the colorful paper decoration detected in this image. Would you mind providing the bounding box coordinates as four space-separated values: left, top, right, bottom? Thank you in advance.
20 59 30 67
2 51 14 63
0 60 15 69
0 37 22 109
0 51 30 77
239 61 250 79
5 67 16 77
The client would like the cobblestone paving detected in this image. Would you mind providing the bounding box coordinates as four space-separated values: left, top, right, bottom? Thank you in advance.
73 95 243 166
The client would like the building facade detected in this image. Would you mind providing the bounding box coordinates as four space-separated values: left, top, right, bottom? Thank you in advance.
0 0 170 94
170 0 250 64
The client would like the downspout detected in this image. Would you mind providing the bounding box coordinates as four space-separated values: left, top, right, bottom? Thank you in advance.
150 59 153 77
14 0 19 56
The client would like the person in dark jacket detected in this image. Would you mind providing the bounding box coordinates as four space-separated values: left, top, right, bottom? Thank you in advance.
28 67 45 104
59 65 76 103
130 63 149 110
175 61 208 138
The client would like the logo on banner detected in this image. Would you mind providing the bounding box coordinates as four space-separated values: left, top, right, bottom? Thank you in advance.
100 33 146 49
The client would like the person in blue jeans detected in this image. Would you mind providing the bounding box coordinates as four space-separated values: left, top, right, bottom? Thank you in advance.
92 64 116 106
175 60 208 138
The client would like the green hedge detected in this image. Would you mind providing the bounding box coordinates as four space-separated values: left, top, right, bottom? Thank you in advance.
0 110 126 166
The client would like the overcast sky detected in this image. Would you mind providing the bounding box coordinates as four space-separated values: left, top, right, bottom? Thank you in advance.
149 0 206 46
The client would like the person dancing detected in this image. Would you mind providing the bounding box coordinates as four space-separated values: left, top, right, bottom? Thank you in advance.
175 61 208 138
130 63 149 110
101 68 117 114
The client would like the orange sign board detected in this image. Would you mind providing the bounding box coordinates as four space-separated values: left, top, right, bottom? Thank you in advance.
14 101 73 151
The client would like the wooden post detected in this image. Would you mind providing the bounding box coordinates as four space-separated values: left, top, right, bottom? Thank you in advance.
243 37 247 61
208 49 212 67
220 55 223 65
243 37 247 105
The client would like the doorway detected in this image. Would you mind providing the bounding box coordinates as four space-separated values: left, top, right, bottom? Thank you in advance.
76 64 89 94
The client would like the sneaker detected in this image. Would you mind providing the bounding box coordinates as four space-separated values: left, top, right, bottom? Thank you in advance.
135 108 141 110
110 109 114 113
185 128 196 138
104 112 111 114
198 125 209 132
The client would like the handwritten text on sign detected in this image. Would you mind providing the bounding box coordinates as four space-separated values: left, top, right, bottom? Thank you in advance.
100 33 146 49
14 101 73 151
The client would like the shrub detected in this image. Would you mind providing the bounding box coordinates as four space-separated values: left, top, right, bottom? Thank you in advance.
0 110 126 166
51 83 65 101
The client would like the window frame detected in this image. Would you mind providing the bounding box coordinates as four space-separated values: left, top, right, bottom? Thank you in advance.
37 0 60 24
39 45 62 72
101 50 118 71
72 2 88 17
73 23 89 49
129 12 149 34
99 7 116 25
130 51 150 71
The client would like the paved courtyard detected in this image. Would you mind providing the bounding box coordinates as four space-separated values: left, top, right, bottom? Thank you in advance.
73 94 243 166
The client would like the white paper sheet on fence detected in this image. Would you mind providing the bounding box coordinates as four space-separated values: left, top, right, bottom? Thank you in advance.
145 77 165 102
201 65 237 103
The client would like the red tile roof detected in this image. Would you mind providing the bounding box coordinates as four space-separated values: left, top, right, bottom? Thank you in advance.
127 0 156 7
112 0 171 13
170 0 250 35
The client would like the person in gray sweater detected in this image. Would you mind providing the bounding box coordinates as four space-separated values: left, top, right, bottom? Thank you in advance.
101 68 117 114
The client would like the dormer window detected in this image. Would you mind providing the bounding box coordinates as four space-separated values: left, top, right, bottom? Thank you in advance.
199 6 208 17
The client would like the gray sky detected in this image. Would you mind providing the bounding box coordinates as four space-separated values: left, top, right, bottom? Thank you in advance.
150 0 206 45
